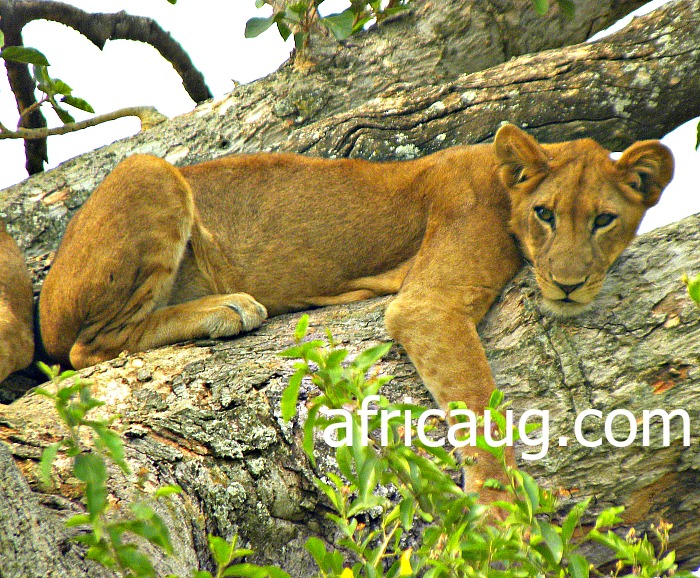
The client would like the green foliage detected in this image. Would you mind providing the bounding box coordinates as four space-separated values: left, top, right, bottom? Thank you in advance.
33 64 95 124
36 363 286 578
0 45 50 66
245 0 411 50
277 314 692 577
34 317 692 578
0 38 94 128
682 273 700 306
36 363 178 577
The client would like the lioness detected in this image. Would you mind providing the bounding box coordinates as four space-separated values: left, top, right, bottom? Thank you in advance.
38 124 673 493
0 220 34 384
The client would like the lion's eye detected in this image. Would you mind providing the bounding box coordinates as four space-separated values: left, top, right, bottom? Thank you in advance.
593 213 617 229
534 206 555 226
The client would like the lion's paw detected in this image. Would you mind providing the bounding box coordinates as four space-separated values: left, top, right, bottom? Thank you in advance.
206 293 267 338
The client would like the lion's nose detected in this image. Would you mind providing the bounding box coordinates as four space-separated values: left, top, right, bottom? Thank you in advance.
553 279 585 295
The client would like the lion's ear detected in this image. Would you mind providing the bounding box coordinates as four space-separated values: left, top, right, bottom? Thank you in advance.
494 124 549 189
615 140 674 208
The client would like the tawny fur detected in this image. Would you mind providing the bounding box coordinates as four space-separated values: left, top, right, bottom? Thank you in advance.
0 221 34 383
37 125 674 496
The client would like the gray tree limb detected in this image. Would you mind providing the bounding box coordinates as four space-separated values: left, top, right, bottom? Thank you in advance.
1 213 699 574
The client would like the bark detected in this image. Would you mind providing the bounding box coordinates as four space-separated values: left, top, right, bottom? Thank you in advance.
2 0 697 280
1 0 699 574
1 214 700 574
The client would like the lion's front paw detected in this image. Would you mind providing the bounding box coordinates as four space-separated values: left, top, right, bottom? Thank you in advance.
207 293 267 338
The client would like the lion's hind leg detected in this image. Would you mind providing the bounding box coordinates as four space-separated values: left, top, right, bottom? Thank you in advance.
40 154 267 370
69 292 267 369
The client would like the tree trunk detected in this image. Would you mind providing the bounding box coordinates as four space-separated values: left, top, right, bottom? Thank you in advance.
1 0 700 574
2 0 697 281
2 213 700 574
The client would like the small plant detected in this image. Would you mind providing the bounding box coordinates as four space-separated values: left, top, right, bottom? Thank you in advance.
0 32 95 125
36 363 179 577
245 0 411 50
279 314 693 577
36 364 285 578
245 0 575 52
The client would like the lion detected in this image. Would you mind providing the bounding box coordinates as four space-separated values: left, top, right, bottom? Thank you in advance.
0 220 34 384
38 124 674 495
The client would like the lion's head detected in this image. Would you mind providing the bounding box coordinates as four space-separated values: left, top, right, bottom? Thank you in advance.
494 124 674 317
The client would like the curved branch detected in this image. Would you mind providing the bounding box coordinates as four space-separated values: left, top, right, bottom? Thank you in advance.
0 0 210 175
0 106 168 140
3 1 212 104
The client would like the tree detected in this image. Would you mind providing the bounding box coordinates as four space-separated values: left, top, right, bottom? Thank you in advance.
1 0 699 574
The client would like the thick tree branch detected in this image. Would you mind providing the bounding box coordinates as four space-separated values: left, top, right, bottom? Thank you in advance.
291 0 700 156
0 1 212 103
2 213 700 574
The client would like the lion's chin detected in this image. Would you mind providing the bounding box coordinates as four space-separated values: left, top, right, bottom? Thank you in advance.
540 298 593 319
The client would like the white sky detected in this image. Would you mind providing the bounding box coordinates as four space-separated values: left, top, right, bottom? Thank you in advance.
0 0 698 234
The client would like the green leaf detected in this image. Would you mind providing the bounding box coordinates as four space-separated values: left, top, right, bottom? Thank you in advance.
73 453 108 518
114 545 156 577
50 79 72 96
278 340 324 357
683 273 700 306
62 95 95 113
154 484 183 498
209 535 234 567
294 32 307 50
255 0 266 7
65 513 91 528
305 537 328 569
562 496 591 544
350 342 392 373
538 520 563 564
281 369 303 421
303 403 321 465
39 442 61 486
221 563 270 577
0 30 4 48
568 553 590 578
286 2 308 17
0 46 49 66
32 64 51 88
322 9 356 41
335 444 355 483
487 388 504 409
245 16 276 38
532 0 549 14
93 425 128 472
276 21 292 41
51 101 75 124
520 471 540 513
696 120 700 151
594 505 624 530
294 314 309 341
